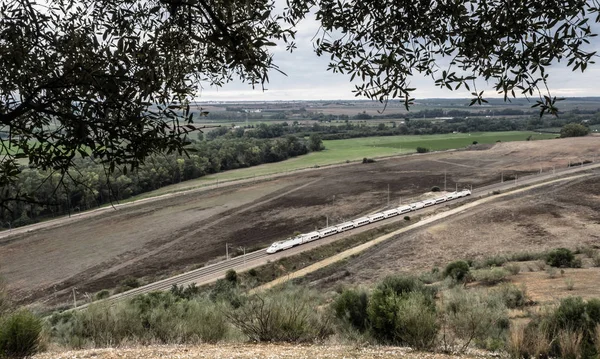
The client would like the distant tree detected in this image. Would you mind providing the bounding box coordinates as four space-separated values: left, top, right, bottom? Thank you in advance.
560 123 590 138
308 134 325 152
416 147 430 153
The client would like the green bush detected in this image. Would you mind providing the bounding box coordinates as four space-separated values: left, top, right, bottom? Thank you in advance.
444 260 471 282
225 269 238 284
0 310 43 358
472 268 509 285
395 292 438 349
494 284 527 309
431 186 440 192
443 287 509 352
52 293 229 347
524 296 600 358
504 263 521 275
416 147 430 153
225 287 333 342
94 290 110 301
546 248 579 268
403 215 410 221
332 289 369 332
368 275 436 344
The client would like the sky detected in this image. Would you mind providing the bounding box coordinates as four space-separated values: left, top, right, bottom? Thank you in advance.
196 7 600 102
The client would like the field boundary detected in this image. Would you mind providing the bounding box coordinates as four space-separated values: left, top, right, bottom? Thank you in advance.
252 172 595 291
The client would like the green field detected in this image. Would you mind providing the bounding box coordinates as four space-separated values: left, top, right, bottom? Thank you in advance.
140 131 556 198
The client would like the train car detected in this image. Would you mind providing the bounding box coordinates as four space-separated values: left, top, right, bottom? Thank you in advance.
434 197 447 204
397 205 412 214
353 217 370 227
410 202 424 210
303 231 320 243
266 235 303 253
462 189 472 196
422 199 436 207
336 222 355 232
318 226 339 238
368 212 385 222
383 209 399 218
445 192 458 200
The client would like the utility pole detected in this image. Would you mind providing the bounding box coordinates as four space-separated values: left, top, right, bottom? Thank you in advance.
72 288 77 308
455 182 458 192
387 184 390 207
515 174 518 185
326 215 329 227
444 170 447 192
501 172 503 183
553 165 555 175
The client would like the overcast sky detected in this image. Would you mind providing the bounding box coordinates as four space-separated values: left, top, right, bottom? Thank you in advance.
197 9 600 102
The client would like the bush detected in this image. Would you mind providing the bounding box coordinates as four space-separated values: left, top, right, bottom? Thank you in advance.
431 186 441 192
403 215 410 221
443 287 509 352
546 248 579 268
52 293 229 347
0 310 43 358
593 254 600 267
362 157 376 163
248 268 257 276
94 290 110 301
504 263 521 275
472 268 508 285
444 260 471 282
416 147 430 153
225 269 238 284
494 284 527 309
225 287 333 342
472 141 478 145
332 289 369 332
395 292 438 350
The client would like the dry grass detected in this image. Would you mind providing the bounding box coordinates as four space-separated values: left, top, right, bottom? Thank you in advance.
507 324 526 358
558 329 583 359
510 268 600 304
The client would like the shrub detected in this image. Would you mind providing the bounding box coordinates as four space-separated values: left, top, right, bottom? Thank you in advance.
52 294 229 347
593 254 600 268
403 215 410 221
443 287 509 353
376 275 436 301
444 260 471 282
0 310 43 358
94 290 110 301
472 141 478 145
546 267 558 278
362 157 376 163
504 263 521 275
120 277 141 289
332 289 369 332
494 284 528 309
565 278 575 291
225 269 238 284
225 287 333 342
472 268 508 285
416 147 430 153
248 268 257 276
492 190 501 195
431 186 440 192
395 292 438 350
546 248 578 268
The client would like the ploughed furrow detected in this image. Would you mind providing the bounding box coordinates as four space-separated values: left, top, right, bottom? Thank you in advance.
81 161 600 309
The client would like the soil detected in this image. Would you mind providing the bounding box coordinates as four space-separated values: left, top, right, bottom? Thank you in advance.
1 136 599 307
33 344 493 359
302 174 600 290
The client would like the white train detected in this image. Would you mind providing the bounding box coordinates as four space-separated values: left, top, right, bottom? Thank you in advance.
265 189 471 254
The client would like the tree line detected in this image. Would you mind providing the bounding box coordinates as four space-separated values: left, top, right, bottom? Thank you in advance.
0 135 320 229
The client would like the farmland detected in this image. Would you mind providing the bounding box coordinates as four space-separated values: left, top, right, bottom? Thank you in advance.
0 136 598 309
142 131 556 197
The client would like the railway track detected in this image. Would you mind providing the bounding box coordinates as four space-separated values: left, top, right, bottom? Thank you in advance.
79 161 600 309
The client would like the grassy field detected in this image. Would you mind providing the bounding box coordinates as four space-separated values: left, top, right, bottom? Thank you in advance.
140 131 556 197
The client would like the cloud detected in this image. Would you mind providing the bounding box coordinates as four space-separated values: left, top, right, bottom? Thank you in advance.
197 8 600 102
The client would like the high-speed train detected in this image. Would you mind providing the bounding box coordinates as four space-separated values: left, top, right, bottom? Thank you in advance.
266 189 471 254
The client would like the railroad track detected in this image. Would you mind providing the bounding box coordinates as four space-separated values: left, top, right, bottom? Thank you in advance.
79 161 600 309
